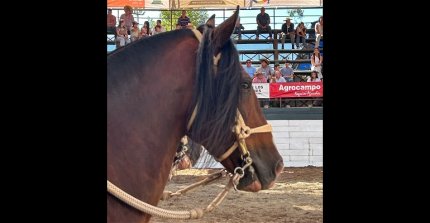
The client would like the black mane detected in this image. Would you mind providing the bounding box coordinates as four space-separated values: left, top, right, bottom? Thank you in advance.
188 26 242 158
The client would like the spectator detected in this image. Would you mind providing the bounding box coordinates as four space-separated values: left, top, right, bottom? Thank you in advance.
243 59 256 78
116 20 130 47
235 17 245 40
280 18 295 49
311 48 323 80
177 10 191 29
315 16 323 49
295 22 306 49
307 71 321 82
143 21 152 36
256 7 272 40
307 70 322 106
107 9 117 36
152 20 166 34
252 71 267 83
256 58 274 81
274 64 280 71
120 5 135 34
272 70 286 83
280 61 295 82
130 21 140 42
140 26 148 38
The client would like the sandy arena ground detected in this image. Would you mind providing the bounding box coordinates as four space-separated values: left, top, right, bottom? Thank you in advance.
151 167 322 223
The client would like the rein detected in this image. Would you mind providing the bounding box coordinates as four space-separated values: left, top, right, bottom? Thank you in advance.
107 28 272 220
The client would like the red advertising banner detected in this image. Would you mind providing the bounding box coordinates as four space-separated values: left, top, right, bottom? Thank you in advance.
269 82 323 98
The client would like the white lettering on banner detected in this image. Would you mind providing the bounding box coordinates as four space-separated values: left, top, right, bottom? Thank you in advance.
252 83 270 98
279 84 321 92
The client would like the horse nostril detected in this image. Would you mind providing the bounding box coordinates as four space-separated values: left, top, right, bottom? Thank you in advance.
275 160 284 176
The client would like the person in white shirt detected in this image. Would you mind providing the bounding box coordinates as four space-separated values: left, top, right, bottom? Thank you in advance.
315 16 323 48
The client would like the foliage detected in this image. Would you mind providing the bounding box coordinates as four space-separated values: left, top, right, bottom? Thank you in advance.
160 10 209 31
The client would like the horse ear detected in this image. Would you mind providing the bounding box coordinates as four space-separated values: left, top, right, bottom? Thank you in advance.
206 14 215 28
212 5 239 54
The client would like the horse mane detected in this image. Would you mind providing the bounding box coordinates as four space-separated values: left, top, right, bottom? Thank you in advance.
188 26 242 158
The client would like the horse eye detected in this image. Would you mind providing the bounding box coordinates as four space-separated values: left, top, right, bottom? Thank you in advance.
241 82 250 89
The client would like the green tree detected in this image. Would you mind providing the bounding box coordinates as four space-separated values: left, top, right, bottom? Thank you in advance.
287 8 304 24
160 10 209 31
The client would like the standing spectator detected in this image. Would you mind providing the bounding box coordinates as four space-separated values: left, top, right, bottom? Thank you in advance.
295 22 306 49
256 7 272 40
130 21 140 42
120 5 135 34
256 58 274 81
311 48 323 80
107 9 117 36
177 10 191 29
280 18 295 49
152 20 166 34
315 16 323 49
243 59 256 78
280 61 295 82
116 20 130 47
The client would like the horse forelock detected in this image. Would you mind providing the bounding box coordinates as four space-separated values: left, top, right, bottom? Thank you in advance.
189 28 242 159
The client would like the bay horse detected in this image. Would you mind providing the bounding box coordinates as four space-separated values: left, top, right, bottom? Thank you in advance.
107 7 283 223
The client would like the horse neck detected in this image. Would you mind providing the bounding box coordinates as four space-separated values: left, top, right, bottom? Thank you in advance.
107 34 199 222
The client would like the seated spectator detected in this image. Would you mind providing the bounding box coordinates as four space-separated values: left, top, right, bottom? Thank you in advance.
256 58 274 81
271 70 286 83
280 18 295 49
130 21 140 42
235 17 245 40
140 27 148 38
311 48 323 80
280 61 295 82
120 5 135 34
315 16 323 49
153 25 162 35
295 22 306 49
107 9 117 37
307 71 321 82
274 64 280 71
152 20 166 34
143 21 152 36
243 59 256 78
256 7 272 40
178 10 191 29
252 71 267 83
116 20 130 47
307 71 323 106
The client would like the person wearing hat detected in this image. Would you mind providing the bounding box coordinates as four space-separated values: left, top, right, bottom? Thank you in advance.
256 58 274 81
280 18 295 49
120 5 135 34
130 21 140 42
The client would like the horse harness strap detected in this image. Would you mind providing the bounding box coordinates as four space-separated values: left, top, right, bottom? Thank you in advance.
216 109 272 162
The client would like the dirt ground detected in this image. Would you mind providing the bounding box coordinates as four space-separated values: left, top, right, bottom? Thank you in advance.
151 167 322 223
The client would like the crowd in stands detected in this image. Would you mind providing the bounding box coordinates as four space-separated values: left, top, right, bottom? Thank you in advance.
107 6 195 47
107 6 323 107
